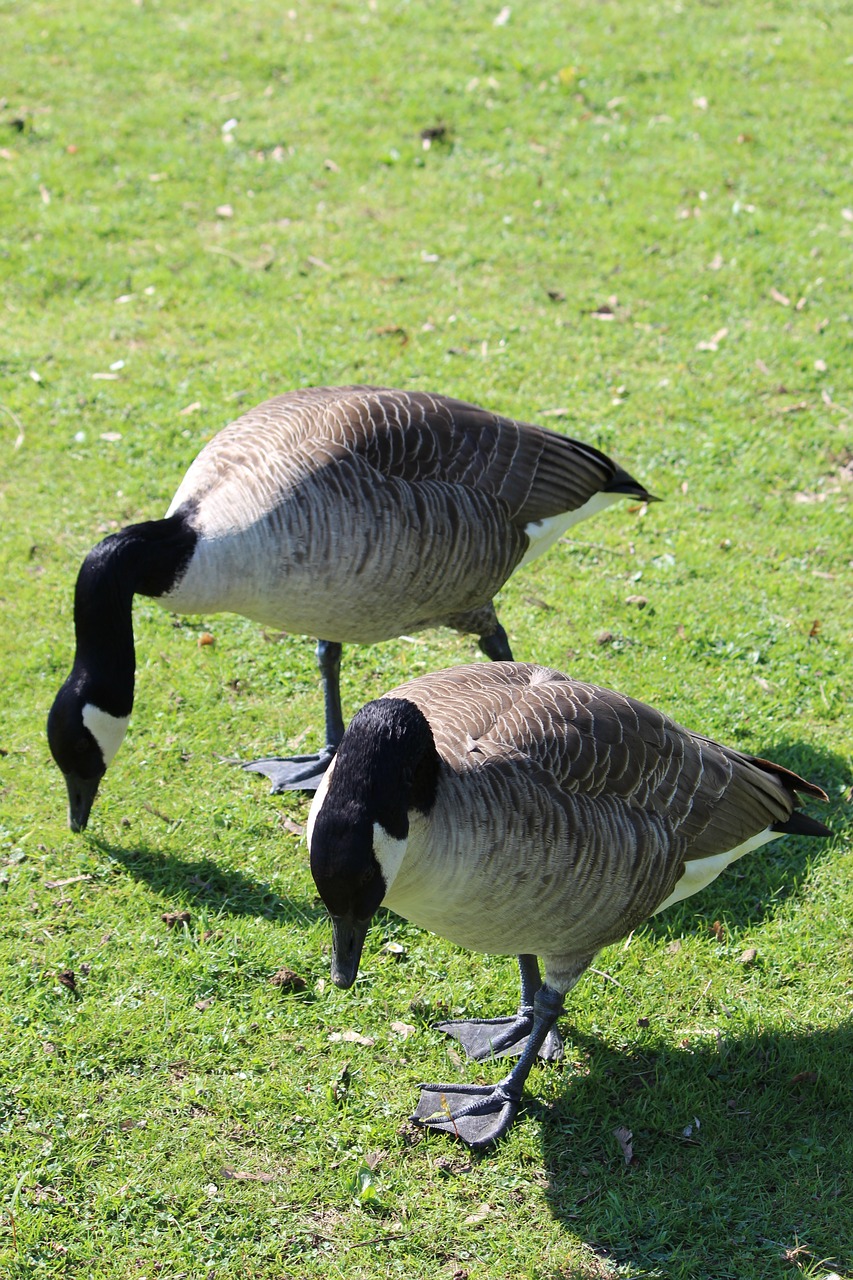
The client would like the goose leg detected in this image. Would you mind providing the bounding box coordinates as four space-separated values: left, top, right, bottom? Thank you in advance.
242 640 345 792
435 955 564 1062
412 983 565 1149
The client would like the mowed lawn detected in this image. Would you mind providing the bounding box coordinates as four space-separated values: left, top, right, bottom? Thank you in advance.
1 1 851 1277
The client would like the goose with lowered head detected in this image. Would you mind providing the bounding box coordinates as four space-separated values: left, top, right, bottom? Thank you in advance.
47 385 653 831
307 661 831 1149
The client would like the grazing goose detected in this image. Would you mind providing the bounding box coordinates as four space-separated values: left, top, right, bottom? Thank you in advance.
47 385 653 831
307 662 831 1149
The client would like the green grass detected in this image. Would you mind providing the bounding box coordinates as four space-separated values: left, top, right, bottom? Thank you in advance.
1 0 851 1276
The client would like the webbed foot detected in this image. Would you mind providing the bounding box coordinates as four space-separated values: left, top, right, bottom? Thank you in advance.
241 748 335 793
435 1013 564 1062
412 1081 520 1149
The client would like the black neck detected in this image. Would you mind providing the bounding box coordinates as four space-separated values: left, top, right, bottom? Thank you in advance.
71 511 197 716
332 697 440 838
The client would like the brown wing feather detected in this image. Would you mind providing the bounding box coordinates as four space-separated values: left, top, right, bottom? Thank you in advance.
171 386 650 525
387 662 824 867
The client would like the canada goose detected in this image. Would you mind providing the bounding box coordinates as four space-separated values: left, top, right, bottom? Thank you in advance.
47 385 653 831
307 662 831 1149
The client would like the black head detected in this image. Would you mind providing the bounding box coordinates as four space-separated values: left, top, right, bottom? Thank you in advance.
47 674 124 832
307 697 439 988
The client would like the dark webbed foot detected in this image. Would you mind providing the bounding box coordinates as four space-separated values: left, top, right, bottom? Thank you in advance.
241 747 335 793
411 978 571 1149
435 1013 564 1062
412 1081 521 1149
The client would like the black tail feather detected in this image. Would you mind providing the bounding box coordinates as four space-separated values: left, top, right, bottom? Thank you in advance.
771 811 833 838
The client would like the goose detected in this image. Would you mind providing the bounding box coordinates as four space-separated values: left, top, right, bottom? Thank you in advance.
47 385 653 831
307 661 831 1149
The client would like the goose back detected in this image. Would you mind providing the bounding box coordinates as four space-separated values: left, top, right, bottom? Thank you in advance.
162 387 646 643
365 663 827 968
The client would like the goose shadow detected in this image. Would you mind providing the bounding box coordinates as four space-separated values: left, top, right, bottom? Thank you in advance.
532 1021 853 1279
89 836 327 930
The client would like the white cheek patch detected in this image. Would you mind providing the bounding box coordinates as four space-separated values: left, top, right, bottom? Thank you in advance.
82 704 131 769
372 822 407 892
306 757 337 851
654 827 779 915
518 492 622 569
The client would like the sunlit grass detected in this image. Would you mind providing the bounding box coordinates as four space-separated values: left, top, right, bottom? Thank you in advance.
1 0 850 1276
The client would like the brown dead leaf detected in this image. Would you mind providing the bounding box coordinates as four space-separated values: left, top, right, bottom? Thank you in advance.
220 1165 275 1183
613 1126 634 1165
179 401 201 415
269 967 307 992
739 947 758 966
625 594 648 608
328 1029 375 1046
595 630 614 646
809 619 821 638
547 288 566 302
198 631 215 646
57 970 76 992
708 252 724 270
789 1071 818 1085
667 939 682 954
676 624 687 640
770 287 790 306
390 1020 417 1038
45 874 93 889
194 997 215 1011
778 401 809 415
374 324 409 345
464 1202 493 1225
711 920 725 942
279 815 305 837
215 204 234 218
696 327 728 351
161 910 191 928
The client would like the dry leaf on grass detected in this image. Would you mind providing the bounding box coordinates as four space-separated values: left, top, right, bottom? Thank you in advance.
44 874 93 889
613 1126 634 1165
328 1029 375 1046
770 287 790 306
390 1020 416 1039
161 910 191 928
696 327 728 351
269 968 307 992
220 1165 275 1182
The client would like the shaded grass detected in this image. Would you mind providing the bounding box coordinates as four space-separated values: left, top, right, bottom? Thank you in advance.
1 0 851 1276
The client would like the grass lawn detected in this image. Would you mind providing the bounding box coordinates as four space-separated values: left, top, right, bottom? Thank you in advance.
1 0 851 1276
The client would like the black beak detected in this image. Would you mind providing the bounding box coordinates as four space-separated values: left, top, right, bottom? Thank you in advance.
330 914 371 989
64 772 102 833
